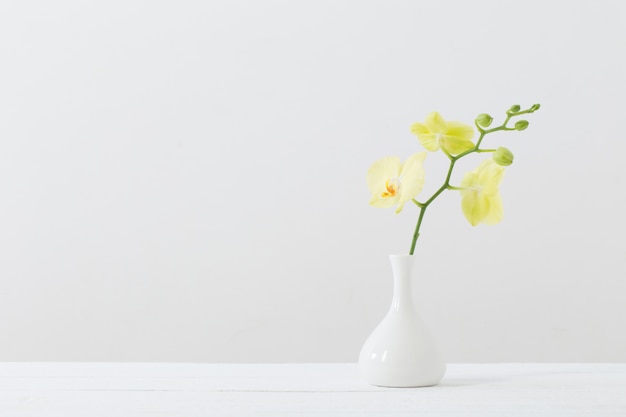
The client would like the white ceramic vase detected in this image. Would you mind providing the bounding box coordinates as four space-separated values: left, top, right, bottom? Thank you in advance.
358 254 446 387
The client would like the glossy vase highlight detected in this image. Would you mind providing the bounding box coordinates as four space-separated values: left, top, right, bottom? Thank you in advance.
358 254 446 387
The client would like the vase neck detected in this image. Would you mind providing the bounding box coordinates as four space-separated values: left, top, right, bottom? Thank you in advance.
389 255 416 313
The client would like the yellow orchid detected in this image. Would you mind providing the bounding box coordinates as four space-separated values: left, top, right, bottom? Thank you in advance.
367 152 427 214
367 103 540 254
459 159 505 226
410 112 475 155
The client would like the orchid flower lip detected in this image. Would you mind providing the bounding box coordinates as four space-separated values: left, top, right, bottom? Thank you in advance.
381 177 400 198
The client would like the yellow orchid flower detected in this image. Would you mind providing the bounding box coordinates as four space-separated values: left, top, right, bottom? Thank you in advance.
410 112 475 155
460 159 505 226
367 152 427 214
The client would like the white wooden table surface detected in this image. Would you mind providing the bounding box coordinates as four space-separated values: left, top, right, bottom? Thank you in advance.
0 363 624 416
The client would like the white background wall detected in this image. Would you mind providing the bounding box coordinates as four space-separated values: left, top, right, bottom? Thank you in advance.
0 0 624 363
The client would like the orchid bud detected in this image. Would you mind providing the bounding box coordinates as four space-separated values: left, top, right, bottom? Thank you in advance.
493 147 514 166
508 104 521 113
514 120 529 131
475 113 493 128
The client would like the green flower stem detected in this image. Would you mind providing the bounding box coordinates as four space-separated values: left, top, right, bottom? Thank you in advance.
409 205 427 255
447 185 463 191
408 159 456 254
483 125 515 134
407 104 539 255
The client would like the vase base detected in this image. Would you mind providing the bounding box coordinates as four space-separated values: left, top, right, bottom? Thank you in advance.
363 372 445 388
359 354 447 388
370 382 439 388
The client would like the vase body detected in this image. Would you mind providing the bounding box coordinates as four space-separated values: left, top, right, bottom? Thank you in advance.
358 254 446 387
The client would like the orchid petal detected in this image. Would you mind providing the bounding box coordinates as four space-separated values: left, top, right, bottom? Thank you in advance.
425 112 446 133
